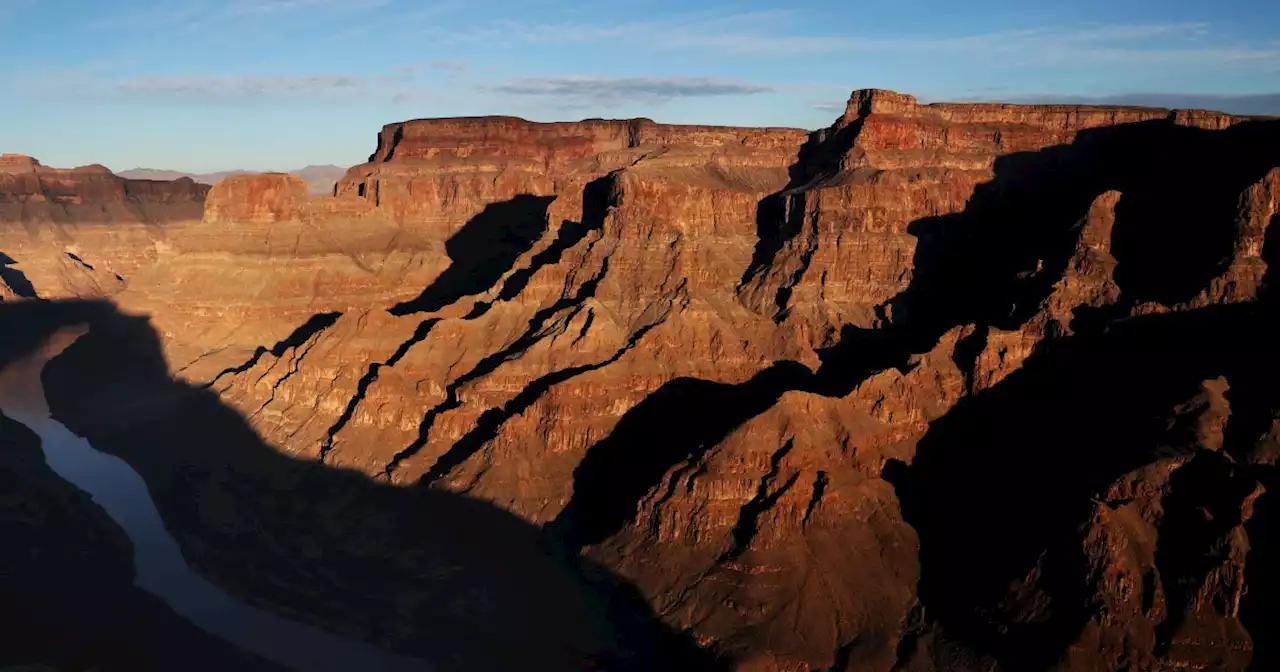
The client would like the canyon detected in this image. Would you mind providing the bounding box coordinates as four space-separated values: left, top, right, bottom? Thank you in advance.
1 89 1279 671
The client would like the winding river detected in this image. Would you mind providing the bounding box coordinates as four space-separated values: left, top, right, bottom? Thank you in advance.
0 329 432 672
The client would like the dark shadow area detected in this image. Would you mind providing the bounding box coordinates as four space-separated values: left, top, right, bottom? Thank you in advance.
860 118 1280 668
66 251 95 270
1108 125 1280 303
884 303 1280 670
1222 315 1280 672
204 311 343 385
0 299 719 671
889 119 1280 334
389 177 621 477
1243 463 1280 672
381 125 405 163
1151 451 1258 659
319 318 441 462
738 118 862 293
387 259 611 476
722 439 799 562
0 251 38 299
740 190 802 294
390 195 555 316
551 114 1280 666
497 178 613 302
550 363 812 549
0 414 279 671
741 192 786 287
1263 211 1280 302
422 308 659 487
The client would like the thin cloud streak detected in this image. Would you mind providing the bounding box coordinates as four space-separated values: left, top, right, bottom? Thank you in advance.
114 74 368 98
486 76 776 107
226 0 390 17
86 0 391 35
425 60 467 72
88 67 436 103
435 15 1278 69
1001 92 1280 116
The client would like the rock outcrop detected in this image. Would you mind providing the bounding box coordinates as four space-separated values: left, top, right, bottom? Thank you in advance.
119 164 347 195
0 154 207 223
0 154 209 298
3 90 1280 671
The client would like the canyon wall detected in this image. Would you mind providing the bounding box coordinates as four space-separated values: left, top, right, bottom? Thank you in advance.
2 90 1280 671
0 153 208 298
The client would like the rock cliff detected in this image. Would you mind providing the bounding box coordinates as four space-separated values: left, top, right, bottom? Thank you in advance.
2 90 1279 671
0 154 209 298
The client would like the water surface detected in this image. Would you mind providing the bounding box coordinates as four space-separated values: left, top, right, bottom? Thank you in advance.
0 333 431 672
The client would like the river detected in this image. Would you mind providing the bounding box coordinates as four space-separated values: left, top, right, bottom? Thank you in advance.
0 329 432 672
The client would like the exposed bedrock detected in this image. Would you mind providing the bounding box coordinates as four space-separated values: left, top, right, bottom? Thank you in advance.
2 90 1279 670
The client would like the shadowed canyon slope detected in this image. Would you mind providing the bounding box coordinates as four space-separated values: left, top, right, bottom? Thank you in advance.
2 89 1280 671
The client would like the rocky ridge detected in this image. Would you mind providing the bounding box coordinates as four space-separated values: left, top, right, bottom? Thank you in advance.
2 89 1279 671
0 153 208 298
119 165 346 195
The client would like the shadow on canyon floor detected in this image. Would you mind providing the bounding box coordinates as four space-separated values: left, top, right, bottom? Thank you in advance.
0 412 278 671
496 178 614 305
0 299 720 672
891 117 1280 334
551 363 813 548
739 115 863 293
386 177 619 474
876 117 1280 668
886 303 1280 670
0 251 38 299
390 195 555 315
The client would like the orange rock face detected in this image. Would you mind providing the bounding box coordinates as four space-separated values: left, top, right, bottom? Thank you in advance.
0 155 210 299
0 153 207 223
3 90 1280 671
203 173 312 225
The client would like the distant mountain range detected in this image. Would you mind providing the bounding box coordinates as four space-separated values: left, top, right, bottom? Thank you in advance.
118 165 348 195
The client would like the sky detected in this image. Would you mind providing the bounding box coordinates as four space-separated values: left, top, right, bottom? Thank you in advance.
1 0 1278 172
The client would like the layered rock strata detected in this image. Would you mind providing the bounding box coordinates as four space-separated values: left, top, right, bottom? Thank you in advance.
0 154 208 297
2 90 1280 671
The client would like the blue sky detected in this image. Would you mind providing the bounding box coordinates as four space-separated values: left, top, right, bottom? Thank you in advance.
1 0 1278 172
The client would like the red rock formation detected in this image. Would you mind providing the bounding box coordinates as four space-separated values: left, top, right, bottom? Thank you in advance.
0 154 207 223
203 173 311 225
0 155 210 298
1067 378 1259 670
738 90 1264 345
3 90 1280 671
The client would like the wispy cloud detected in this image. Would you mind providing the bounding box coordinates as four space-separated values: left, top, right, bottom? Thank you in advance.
425 60 467 72
434 14 1278 69
86 0 391 36
113 74 372 99
19 65 433 104
485 76 775 107
1000 92 1280 116
225 0 390 17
